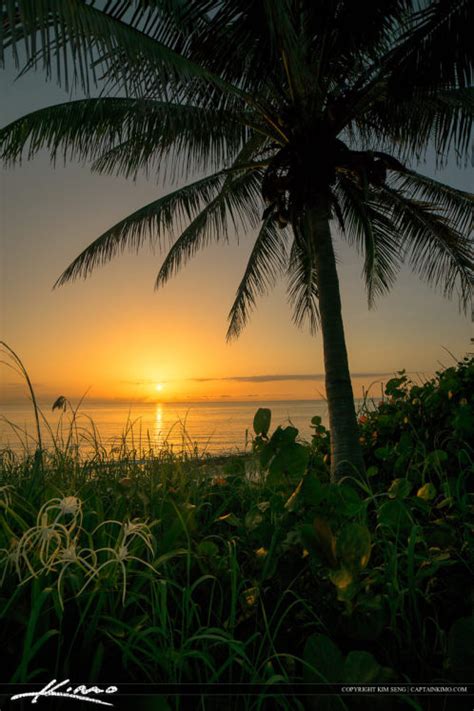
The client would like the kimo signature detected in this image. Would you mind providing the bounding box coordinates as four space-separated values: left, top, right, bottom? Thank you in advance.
8 678 118 706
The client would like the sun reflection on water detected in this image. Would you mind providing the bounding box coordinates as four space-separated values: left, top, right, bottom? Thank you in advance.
154 403 164 449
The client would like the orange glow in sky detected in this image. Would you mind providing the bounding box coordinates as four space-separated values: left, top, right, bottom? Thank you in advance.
1 69 472 407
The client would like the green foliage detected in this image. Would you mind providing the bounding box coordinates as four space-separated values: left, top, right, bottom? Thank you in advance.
254 423 310 488
358 357 474 481
0 358 473 708
303 633 393 710
303 633 343 683
304 633 390 685
253 408 272 437
335 524 371 574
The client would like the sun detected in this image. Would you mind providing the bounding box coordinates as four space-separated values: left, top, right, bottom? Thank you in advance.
155 383 164 393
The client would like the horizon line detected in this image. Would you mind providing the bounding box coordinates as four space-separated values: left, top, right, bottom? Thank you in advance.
0 395 387 409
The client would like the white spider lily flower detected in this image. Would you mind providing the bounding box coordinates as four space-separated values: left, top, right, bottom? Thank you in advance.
58 496 81 516
117 545 129 561
121 520 154 555
16 514 71 578
36 496 83 532
60 544 78 562
0 538 20 584
122 521 144 537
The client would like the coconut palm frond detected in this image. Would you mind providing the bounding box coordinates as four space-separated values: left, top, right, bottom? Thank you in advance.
330 0 409 59
392 168 474 234
337 178 401 308
287 226 320 334
356 87 474 165
226 215 289 340
91 115 271 182
1 0 245 106
0 97 250 176
346 0 472 121
260 0 306 98
102 0 211 46
184 0 282 97
426 87 474 162
155 168 264 289
379 185 474 310
386 0 473 95
337 1 472 146
54 170 228 287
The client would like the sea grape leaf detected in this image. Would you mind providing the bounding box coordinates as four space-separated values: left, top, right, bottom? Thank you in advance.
303 633 343 683
336 484 365 516
385 373 408 398
267 424 298 448
275 425 299 445
253 408 271 436
378 500 412 532
387 478 412 500
299 520 337 567
336 523 371 572
343 651 381 683
452 405 474 438
300 474 324 505
417 483 437 501
313 517 337 567
330 572 358 602
267 443 309 485
244 508 264 529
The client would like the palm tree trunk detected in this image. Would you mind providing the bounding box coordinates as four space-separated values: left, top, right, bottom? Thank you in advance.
305 201 365 481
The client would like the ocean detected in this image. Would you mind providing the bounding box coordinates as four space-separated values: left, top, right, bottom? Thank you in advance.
0 400 337 457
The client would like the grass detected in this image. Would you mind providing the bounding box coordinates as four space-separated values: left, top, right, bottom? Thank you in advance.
0 345 473 710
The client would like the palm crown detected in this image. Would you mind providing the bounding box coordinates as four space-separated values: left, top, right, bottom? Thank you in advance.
1 0 473 478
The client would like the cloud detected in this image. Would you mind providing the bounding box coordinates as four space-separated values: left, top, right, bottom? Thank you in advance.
121 372 393 388
0 382 27 395
0 381 45 399
191 372 391 384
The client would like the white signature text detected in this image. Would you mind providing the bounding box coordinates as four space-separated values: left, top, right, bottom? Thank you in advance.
10 678 118 706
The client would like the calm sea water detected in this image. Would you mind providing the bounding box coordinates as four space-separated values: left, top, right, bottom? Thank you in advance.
0 400 337 456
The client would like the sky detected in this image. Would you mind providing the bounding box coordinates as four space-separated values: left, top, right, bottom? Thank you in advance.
1 64 473 406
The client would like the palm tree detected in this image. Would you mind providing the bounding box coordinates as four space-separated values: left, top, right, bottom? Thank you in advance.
1 0 473 480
